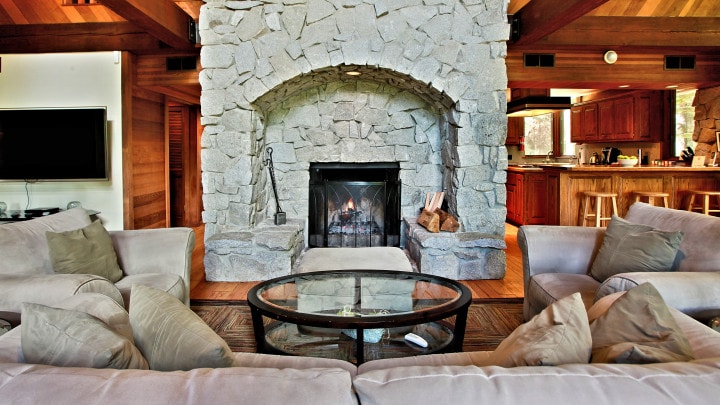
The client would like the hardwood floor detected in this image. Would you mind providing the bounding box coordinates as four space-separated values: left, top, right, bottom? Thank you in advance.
189 223 524 301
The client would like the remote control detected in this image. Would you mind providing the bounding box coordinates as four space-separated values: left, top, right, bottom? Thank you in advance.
404 333 428 348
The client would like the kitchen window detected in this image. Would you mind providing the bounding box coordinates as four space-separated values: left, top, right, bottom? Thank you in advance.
523 110 574 158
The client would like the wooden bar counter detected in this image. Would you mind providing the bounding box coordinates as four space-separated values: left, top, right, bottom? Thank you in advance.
554 165 720 225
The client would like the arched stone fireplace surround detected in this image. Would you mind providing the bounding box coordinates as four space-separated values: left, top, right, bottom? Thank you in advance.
199 0 510 281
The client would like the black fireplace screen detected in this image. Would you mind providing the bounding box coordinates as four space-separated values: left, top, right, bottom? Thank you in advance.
308 163 400 248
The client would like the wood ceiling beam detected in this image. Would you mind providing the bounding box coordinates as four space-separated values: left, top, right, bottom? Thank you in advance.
0 22 161 53
101 0 195 50
513 0 610 45
534 16 720 48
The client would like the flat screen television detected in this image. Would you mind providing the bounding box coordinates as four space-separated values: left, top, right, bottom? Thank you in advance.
0 107 108 181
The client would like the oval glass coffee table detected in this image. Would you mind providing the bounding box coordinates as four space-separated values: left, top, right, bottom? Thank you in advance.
247 270 472 364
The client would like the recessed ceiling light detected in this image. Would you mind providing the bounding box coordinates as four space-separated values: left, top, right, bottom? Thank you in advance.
618 85 630 88
666 85 679 89
345 71 361 76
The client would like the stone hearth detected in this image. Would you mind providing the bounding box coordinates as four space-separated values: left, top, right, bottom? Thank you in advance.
200 0 510 281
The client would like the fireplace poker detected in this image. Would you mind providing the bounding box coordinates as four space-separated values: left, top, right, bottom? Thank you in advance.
264 147 286 225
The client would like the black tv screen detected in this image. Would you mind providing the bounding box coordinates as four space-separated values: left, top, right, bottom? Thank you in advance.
0 107 108 181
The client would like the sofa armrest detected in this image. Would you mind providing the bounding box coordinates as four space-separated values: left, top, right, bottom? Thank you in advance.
596 272 720 322
518 225 605 292
110 228 195 302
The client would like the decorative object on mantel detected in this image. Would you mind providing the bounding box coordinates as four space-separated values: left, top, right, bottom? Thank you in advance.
417 192 459 233
264 147 286 225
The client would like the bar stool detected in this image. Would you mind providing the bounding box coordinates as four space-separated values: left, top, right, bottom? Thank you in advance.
686 190 720 216
633 191 669 208
580 191 618 227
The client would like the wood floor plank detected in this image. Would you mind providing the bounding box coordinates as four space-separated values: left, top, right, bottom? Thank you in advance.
190 223 524 302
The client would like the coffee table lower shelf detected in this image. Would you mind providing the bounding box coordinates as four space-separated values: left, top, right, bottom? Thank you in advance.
262 321 454 364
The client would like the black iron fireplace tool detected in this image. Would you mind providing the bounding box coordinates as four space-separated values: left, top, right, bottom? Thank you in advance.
264 147 286 225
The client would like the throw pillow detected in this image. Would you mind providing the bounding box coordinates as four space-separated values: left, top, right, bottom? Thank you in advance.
589 282 694 364
46 220 123 283
129 284 234 371
54 293 135 343
589 215 683 282
21 302 148 369
486 292 592 367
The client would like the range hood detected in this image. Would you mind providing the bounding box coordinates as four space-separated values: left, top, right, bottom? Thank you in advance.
507 96 572 117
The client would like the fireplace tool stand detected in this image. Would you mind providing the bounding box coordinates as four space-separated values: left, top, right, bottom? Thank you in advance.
264 147 286 225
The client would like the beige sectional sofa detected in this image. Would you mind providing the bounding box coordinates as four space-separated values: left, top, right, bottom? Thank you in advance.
0 208 195 310
520 202 720 322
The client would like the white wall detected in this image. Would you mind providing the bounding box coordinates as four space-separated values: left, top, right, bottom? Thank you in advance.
0 52 124 230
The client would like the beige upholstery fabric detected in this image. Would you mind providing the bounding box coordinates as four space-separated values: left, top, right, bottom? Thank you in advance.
0 273 123 314
486 292 592 367
0 207 91 275
115 273 186 310
51 293 134 343
20 303 148 369
295 247 412 273
589 216 683 282
525 272 599 316
590 283 694 364
0 363 358 405
129 285 233 371
46 220 124 283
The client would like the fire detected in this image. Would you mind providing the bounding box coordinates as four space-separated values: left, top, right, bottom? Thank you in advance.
347 198 355 211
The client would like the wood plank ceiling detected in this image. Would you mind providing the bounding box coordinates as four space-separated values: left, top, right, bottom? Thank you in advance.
508 0 720 92
0 0 718 96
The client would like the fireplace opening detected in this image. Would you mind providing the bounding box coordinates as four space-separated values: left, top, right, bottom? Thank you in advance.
308 162 401 248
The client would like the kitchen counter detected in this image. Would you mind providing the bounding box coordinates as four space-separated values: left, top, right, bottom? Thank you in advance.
507 164 720 225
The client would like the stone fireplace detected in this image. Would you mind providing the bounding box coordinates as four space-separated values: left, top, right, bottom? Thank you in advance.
200 0 510 282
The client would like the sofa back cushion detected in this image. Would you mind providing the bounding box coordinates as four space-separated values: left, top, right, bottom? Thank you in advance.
0 208 91 276
625 202 720 272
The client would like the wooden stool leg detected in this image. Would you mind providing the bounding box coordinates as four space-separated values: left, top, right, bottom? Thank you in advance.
635 195 641 203
581 195 590 226
704 194 710 215
662 196 669 208
687 194 696 212
611 196 618 217
595 195 602 228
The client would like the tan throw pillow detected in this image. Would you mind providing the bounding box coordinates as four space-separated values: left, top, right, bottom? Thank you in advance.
486 292 591 367
54 293 134 343
589 216 683 282
46 220 123 283
129 284 234 371
590 282 694 364
21 302 148 369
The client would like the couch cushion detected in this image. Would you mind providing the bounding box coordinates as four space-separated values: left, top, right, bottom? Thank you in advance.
115 273 186 310
0 207 91 276
46 220 123 283
589 215 683 282
525 273 599 319
0 273 124 314
129 285 233 371
625 202 720 272
52 293 134 343
487 292 591 367
21 302 148 369
589 282 694 364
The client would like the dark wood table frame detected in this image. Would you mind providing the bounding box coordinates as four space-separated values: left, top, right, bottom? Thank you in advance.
247 270 472 364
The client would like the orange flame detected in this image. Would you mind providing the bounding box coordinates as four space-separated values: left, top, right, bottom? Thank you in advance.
347 198 355 210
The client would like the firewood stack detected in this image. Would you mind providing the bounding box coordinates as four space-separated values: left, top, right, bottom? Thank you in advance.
417 192 459 233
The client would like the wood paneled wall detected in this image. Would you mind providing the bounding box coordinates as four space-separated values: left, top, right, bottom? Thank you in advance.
122 52 169 230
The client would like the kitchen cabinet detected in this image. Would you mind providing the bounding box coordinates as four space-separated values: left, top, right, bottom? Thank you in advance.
570 103 598 143
571 90 666 143
506 170 550 225
506 117 524 145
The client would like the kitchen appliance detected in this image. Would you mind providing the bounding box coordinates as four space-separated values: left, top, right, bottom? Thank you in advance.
589 152 600 165
601 147 622 164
